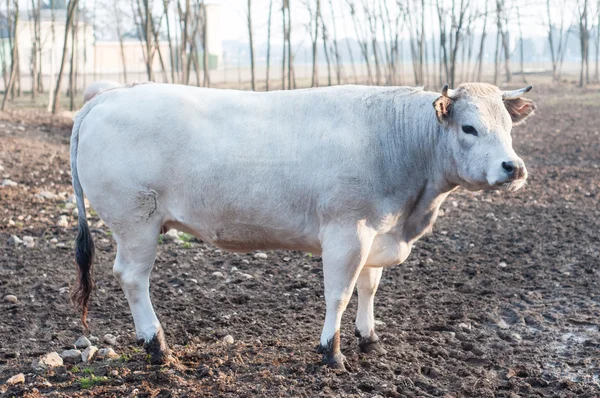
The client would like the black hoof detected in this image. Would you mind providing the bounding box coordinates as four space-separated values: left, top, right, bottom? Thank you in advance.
318 331 349 371
355 328 386 355
139 327 170 365
322 352 347 371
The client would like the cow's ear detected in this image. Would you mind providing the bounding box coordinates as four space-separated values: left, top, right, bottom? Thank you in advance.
433 95 453 125
504 97 536 126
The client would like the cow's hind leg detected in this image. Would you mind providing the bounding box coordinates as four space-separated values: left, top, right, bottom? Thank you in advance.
355 266 386 354
112 224 168 364
318 224 375 370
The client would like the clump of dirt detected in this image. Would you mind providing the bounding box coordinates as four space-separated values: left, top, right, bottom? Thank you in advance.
1 84 599 397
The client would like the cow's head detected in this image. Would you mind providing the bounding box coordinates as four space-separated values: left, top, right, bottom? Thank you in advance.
433 83 536 192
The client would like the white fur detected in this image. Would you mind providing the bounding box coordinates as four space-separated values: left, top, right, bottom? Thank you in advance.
71 83 531 357
82 80 121 103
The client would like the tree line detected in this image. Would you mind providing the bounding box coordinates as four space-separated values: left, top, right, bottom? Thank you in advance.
0 0 597 113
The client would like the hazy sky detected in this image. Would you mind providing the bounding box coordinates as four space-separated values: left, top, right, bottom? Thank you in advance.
213 0 575 44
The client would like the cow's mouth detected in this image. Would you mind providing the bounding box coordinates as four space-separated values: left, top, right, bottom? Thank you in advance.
495 178 527 192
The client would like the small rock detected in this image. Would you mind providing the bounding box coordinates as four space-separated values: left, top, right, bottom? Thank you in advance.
50 238 58 244
60 349 82 364
56 215 69 228
374 319 387 327
75 336 91 349
1 179 18 187
231 266 238 272
81 346 98 363
36 191 58 200
485 212 496 220
88 335 100 344
110 369 119 377
222 335 234 344
499 261 507 268
103 334 117 346
241 259 250 264
97 347 118 360
163 229 181 242
3 294 18 304
22 236 35 248
254 252 268 260
33 352 63 370
212 271 225 278
238 273 253 280
283 257 291 262
7 235 22 245
458 322 472 331
5 373 25 385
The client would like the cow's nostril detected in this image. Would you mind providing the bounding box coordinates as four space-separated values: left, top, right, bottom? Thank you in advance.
502 161 515 174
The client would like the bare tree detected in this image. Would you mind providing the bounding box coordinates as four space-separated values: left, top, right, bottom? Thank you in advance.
200 1 210 87
577 0 591 86
328 0 342 84
113 0 128 83
347 0 372 84
266 0 273 90
307 0 321 87
163 0 176 83
247 0 256 90
282 0 287 89
51 0 79 114
47 0 57 112
30 0 42 99
496 0 512 83
1 0 18 110
475 0 488 81
69 6 79 111
516 2 527 83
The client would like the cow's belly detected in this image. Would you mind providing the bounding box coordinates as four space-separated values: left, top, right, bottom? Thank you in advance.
366 234 412 267
163 218 322 254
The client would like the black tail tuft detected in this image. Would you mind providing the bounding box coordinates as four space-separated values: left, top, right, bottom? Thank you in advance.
71 221 95 331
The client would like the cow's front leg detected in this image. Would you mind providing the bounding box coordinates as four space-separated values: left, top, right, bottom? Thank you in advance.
318 224 375 370
355 266 386 354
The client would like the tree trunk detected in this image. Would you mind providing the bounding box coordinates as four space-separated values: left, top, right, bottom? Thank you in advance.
115 0 128 84
310 0 320 87
287 1 292 90
281 0 287 90
47 0 57 112
328 0 342 85
69 6 78 111
247 0 256 90
265 0 273 90
51 0 79 114
1 0 18 110
164 0 176 83
201 2 210 87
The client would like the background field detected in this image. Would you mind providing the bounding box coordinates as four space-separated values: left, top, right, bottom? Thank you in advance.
0 83 599 397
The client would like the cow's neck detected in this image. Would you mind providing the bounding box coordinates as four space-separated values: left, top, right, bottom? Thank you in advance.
378 91 458 243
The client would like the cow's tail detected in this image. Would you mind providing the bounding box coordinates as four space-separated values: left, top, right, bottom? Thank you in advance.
69 100 98 331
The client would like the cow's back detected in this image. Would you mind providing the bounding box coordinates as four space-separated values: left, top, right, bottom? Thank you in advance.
75 84 423 251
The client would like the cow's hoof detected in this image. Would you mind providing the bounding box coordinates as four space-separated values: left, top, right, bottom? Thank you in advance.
139 327 170 365
355 329 386 355
321 352 347 371
359 338 387 355
317 342 348 371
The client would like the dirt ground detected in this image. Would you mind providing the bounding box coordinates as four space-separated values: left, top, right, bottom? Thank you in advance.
0 84 599 397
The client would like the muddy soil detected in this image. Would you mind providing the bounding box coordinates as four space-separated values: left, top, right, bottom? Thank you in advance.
0 85 599 397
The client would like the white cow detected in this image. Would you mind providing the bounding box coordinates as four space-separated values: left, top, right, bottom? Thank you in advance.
70 82 536 369
82 80 121 103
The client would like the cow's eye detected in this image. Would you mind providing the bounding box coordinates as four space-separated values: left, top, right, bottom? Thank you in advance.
462 125 478 136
